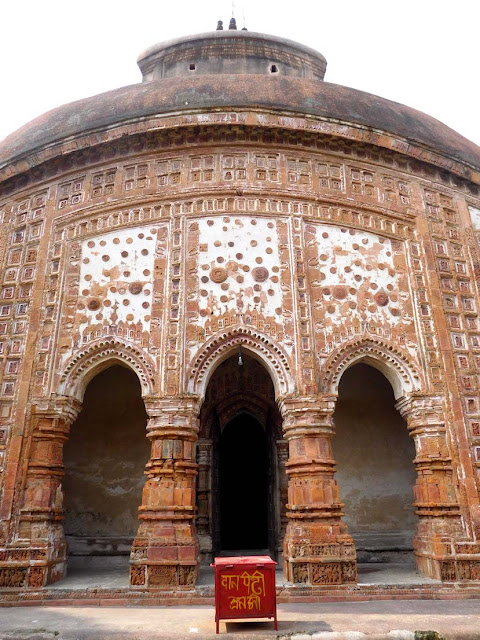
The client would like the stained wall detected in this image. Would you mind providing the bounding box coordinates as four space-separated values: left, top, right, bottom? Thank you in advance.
333 364 417 559
63 365 149 557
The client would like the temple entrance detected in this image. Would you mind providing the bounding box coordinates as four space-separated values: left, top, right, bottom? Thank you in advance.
333 363 417 565
219 413 268 550
63 364 150 570
197 352 285 562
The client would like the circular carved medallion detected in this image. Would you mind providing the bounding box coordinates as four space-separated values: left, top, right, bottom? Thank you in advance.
374 291 389 306
210 267 228 283
87 298 101 311
252 267 269 282
332 285 348 300
129 282 143 295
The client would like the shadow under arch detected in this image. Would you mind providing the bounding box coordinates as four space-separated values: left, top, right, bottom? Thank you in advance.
63 363 150 568
58 337 156 401
187 326 294 401
332 362 417 564
321 337 423 400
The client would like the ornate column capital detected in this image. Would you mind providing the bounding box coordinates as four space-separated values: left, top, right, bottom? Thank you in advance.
395 393 446 436
278 394 337 438
31 395 82 436
143 395 201 440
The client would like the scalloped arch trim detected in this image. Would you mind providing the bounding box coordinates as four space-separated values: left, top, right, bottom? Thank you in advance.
58 337 156 400
188 326 293 398
321 337 422 399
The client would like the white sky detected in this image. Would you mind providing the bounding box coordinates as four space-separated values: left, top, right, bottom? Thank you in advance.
1 0 479 146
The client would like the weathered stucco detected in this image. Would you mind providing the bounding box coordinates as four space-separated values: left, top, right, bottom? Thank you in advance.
334 364 417 559
63 365 149 557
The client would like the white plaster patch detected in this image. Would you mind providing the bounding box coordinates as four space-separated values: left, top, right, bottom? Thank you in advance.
76 226 155 344
314 225 403 326
196 216 283 323
469 205 480 230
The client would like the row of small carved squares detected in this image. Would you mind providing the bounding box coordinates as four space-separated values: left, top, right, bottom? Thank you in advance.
291 561 357 585
47 154 415 204
12 191 48 218
130 564 197 587
0 548 47 562
53 203 414 250
440 560 480 581
0 565 45 588
289 544 356 559
426 198 480 367
3 116 478 197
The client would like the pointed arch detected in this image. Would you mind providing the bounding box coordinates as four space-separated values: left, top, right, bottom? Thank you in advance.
321 336 422 399
58 337 156 400
187 325 294 399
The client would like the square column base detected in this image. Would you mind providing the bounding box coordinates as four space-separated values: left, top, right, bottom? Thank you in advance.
283 527 357 585
130 529 199 588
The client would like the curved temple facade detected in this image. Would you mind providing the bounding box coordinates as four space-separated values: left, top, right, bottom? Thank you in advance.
1 26 480 590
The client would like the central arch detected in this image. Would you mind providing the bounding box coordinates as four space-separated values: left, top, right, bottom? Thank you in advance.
196 350 285 561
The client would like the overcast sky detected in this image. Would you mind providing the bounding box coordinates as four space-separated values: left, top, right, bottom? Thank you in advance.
1 0 479 146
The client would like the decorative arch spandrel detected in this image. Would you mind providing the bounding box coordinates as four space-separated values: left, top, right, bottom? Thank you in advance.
187 325 294 400
321 335 424 400
57 336 156 401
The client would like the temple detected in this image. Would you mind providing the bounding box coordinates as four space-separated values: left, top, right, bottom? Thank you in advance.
0 22 480 591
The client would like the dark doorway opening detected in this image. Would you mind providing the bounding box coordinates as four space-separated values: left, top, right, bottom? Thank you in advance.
220 412 268 550
197 352 285 563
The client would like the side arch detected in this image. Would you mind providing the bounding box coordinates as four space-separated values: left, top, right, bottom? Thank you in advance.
187 326 294 399
58 337 156 400
321 337 423 399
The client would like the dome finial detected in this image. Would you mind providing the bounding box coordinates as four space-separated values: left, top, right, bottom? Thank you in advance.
229 0 237 29
241 7 247 30
216 20 223 30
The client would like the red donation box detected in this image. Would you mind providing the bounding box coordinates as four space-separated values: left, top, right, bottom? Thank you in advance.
211 556 278 634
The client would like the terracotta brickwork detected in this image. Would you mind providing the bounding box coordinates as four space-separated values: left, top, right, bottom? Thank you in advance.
1 28 480 590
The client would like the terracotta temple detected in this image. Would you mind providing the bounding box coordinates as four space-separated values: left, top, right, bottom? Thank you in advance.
1 21 480 591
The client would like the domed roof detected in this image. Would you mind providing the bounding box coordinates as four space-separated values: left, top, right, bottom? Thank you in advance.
1 28 479 181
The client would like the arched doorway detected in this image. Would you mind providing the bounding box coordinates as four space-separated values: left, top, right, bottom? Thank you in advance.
63 364 150 571
197 352 285 561
333 363 417 564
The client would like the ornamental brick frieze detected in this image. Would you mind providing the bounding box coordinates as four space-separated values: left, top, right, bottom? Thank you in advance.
2 116 480 192
130 396 200 589
0 191 47 459
279 395 357 585
35 192 417 251
415 190 480 541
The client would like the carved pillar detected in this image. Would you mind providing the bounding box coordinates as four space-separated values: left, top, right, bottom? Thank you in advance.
279 396 357 585
196 438 212 561
396 394 471 580
276 438 289 555
130 397 200 589
0 396 81 588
